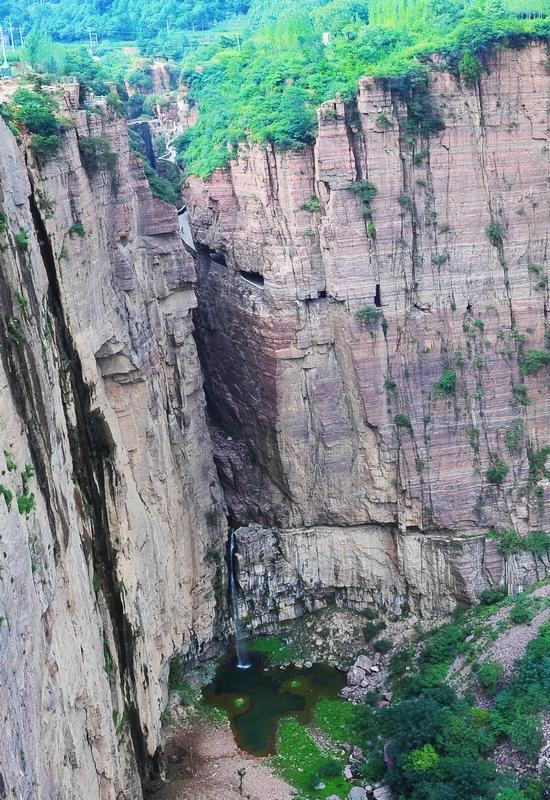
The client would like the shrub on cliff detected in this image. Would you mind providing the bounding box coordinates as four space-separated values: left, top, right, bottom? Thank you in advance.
521 349 550 375
486 456 509 485
78 136 117 177
432 368 457 398
10 87 65 158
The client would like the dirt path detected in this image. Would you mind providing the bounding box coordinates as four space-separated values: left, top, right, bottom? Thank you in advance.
155 717 294 800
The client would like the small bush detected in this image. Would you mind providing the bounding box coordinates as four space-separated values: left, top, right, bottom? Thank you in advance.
504 420 524 453
0 211 6 234
30 134 61 158
432 368 456 398
407 743 439 771
486 456 508 485
364 621 386 641
375 638 393 654
356 305 380 324
300 195 321 212
384 376 397 392
510 383 530 406
487 220 503 246
68 221 85 237
521 350 550 375
459 50 483 84
479 587 507 606
14 231 29 251
394 413 412 430
477 660 504 693
509 600 533 625
397 193 413 211
79 136 117 176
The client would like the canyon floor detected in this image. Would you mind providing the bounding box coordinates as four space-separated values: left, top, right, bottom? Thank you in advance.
156 717 293 800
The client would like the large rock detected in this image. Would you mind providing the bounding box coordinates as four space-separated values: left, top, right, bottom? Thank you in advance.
347 666 367 686
348 788 367 800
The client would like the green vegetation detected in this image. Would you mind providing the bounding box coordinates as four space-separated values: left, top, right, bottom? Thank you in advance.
300 195 321 212
432 367 457 397
350 180 378 218
477 660 504 693
521 349 550 374
510 382 530 406
486 456 509 485
14 231 29 252
394 413 412 430
78 136 118 177
248 635 297 665
356 304 381 324
487 528 550 556
10 87 66 158
0 485 14 509
68 221 85 237
173 0 550 177
17 464 35 516
487 220 504 246
0 212 7 235
273 717 349 799
504 420 524 452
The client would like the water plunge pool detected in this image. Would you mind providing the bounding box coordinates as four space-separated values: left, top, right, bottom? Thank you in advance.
202 653 344 756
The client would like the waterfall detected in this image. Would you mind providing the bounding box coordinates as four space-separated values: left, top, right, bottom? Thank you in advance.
229 531 251 669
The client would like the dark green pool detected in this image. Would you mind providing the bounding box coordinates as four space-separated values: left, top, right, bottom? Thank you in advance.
203 653 345 755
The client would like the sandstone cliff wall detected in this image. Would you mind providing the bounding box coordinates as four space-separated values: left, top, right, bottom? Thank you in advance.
0 97 225 798
185 44 550 618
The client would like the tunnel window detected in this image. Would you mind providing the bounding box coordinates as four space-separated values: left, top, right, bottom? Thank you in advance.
209 249 227 266
239 270 265 288
374 284 382 307
318 289 327 298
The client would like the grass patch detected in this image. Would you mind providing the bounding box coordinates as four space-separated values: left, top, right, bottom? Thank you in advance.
248 635 297 665
273 717 349 800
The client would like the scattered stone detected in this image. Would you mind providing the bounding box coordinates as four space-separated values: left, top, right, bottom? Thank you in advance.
348 788 367 800
347 666 366 686
341 687 356 699
289 789 299 796
304 660 313 668
344 765 353 780
352 746 363 761
370 665 380 673
342 743 352 753
382 691 393 702
373 786 393 800
314 781 326 790
327 796 341 800
364 786 373 794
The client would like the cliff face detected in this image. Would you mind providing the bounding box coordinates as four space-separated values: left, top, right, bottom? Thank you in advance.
0 93 225 798
186 45 550 615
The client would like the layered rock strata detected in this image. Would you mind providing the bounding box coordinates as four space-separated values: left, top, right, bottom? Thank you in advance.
186 44 550 618
0 92 225 798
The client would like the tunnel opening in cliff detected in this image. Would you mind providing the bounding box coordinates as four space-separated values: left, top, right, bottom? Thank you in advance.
239 269 265 287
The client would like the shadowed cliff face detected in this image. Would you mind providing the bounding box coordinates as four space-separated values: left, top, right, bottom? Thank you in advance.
0 93 226 798
185 44 550 617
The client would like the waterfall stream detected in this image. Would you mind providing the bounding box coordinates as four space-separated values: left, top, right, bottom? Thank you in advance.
229 531 251 669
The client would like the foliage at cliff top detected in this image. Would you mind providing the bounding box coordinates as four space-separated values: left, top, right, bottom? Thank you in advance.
174 0 550 177
0 0 249 51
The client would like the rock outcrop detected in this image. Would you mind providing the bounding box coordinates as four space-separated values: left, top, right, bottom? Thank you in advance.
0 94 225 798
186 44 550 619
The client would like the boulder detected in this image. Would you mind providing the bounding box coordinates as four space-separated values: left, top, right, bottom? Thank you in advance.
344 765 353 780
348 788 367 800
355 654 373 671
373 787 393 800
347 666 366 686
327 796 342 800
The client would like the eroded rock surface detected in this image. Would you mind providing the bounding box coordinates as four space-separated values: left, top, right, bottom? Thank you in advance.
186 45 550 618
0 96 225 798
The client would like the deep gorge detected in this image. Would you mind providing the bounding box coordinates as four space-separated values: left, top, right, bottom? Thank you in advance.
0 41 550 800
